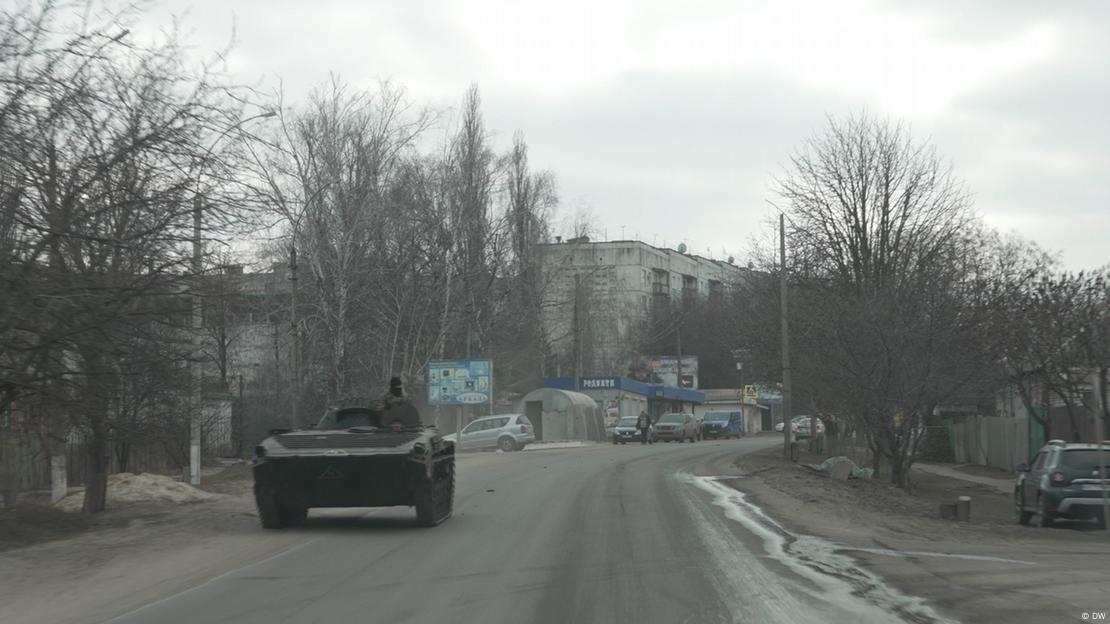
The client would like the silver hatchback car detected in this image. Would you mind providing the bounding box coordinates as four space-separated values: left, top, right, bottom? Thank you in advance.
443 413 535 451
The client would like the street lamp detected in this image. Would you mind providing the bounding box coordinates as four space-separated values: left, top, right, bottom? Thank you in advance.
190 109 276 486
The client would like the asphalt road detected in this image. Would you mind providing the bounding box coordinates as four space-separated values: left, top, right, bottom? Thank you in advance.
107 437 947 624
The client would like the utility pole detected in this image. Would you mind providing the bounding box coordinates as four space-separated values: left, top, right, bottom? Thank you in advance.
676 324 683 384
459 323 472 451
1094 369 1109 535
573 273 581 392
780 213 794 459
188 108 276 484
190 195 203 486
289 242 300 429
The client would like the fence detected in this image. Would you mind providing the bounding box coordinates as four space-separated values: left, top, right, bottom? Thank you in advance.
947 415 1028 473
1 431 190 494
1 433 45 494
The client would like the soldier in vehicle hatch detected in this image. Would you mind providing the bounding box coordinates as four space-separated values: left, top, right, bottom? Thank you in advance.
381 376 421 428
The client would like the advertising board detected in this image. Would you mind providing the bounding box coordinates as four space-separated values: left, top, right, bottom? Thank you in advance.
426 360 493 406
629 355 699 389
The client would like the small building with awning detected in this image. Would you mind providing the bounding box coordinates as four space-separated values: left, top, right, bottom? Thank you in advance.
693 389 767 435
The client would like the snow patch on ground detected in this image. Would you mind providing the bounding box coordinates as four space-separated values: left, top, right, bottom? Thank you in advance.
682 474 958 624
521 441 590 451
55 473 219 512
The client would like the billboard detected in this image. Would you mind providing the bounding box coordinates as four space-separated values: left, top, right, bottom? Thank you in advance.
628 355 699 389
426 360 493 406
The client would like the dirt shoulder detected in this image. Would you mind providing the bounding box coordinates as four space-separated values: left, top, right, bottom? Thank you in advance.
729 445 1110 624
0 464 306 624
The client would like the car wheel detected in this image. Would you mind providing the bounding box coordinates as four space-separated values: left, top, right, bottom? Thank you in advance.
498 436 517 452
415 458 454 527
1036 497 1055 528
1014 496 1033 526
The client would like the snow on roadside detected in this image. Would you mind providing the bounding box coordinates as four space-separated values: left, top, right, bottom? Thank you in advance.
680 474 957 624
521 441 591 451
55 473 219 512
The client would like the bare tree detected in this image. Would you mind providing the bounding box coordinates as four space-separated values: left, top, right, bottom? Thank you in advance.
0 1 257 511
1002 266 1110 441
773 113 993 487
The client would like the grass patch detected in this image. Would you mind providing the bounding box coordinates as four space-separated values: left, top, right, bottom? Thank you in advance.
0 504 96 551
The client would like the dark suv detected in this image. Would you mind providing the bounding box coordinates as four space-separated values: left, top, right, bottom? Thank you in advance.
1014 440 1110 528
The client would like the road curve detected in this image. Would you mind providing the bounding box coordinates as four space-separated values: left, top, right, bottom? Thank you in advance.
107 437 946 624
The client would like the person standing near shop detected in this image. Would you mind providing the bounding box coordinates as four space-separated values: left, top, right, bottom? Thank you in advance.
637 410 652 445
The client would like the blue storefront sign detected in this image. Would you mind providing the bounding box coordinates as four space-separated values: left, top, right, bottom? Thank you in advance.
427 359 493 406
580 376 620 390
543 376 704 404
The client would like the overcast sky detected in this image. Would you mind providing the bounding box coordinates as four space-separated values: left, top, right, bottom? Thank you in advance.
147 0 1108 269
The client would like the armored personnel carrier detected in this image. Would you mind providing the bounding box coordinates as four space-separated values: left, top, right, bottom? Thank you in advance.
251 398 455 528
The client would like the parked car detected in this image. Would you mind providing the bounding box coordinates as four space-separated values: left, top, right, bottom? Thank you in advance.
443 414 535 451
791 415 825 440
702 411 743 439
774 421 785 432
612 416 656 444
1015 440 1110 528
654 412 699 442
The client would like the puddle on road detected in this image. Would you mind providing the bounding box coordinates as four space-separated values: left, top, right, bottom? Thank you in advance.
681 474 960 624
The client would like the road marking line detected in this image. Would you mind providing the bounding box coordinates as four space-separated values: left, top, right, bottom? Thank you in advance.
842 547 1035 566
101 537 321 623
101 507 386 623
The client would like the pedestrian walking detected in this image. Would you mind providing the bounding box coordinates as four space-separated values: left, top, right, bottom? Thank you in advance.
637 411 652 445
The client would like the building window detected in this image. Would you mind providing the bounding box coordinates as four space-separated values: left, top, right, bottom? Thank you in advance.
682 274 697 306
652 269 669 297
708 279 723 300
